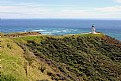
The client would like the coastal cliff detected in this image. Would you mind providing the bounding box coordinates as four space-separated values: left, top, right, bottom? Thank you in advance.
1 34 121 81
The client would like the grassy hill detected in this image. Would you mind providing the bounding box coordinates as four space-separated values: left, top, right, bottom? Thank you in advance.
1 34 121 81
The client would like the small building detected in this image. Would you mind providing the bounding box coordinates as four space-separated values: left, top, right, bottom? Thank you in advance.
91 24 96 34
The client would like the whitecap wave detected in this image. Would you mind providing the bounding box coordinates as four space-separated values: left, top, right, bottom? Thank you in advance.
42 32 53 35
32 29 46 32
52 30 62 33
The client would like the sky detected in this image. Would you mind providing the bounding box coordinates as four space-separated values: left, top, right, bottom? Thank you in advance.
0 0 121 19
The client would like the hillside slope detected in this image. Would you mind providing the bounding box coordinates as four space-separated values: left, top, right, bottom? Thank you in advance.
0 38 54 81
1 34 121 81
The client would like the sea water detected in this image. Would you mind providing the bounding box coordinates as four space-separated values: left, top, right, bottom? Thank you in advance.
0 19 121 40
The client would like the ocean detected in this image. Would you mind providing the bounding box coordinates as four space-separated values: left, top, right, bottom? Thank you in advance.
0 19 121 40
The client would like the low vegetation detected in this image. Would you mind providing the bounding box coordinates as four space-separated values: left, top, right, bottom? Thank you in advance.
0 32 41 38
1 33 121 81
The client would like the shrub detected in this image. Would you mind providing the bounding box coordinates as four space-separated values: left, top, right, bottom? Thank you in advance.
39 66 46 73
0 75 19 81
36 79 49 81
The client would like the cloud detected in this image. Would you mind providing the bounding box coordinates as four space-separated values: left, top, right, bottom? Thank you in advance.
0 5 121 19
56 9 121 19
95 6 121 12
0 5 48 14
113 0 121 3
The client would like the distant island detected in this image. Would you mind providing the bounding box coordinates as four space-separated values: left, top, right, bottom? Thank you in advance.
1 32 121 81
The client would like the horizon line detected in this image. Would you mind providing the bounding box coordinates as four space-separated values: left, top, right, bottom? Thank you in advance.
1 18 121 20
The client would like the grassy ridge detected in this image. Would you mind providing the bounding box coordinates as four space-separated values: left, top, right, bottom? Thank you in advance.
0 38 27 81
0 38 54 81
1 34 121 81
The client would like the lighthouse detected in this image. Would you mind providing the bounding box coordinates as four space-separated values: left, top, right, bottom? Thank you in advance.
91 24 96 34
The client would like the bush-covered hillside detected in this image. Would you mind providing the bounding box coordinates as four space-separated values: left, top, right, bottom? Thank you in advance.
1 34 121 81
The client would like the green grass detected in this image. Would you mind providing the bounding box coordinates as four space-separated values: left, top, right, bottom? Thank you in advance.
12 35 47 44
0 38 27 81
0 38 52 81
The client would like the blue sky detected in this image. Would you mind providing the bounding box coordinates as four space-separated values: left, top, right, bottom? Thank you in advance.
0 0 121 19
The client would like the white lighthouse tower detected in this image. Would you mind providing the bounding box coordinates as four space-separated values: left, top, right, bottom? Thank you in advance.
92 24 96 34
